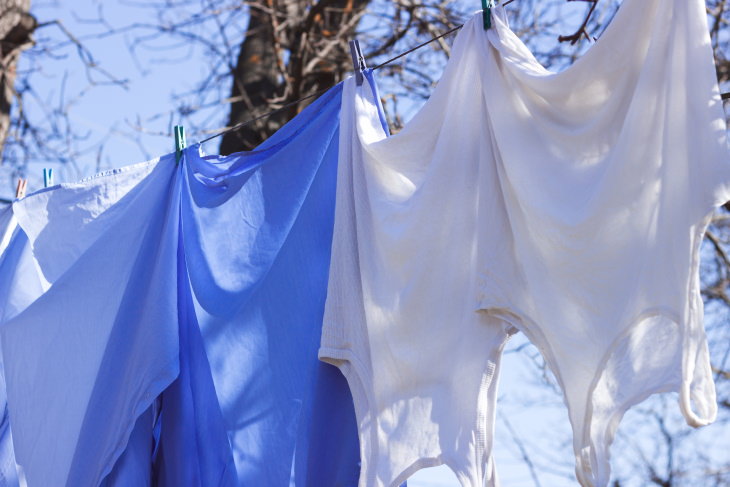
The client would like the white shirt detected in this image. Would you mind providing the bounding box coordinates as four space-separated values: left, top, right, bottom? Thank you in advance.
320 0 730 485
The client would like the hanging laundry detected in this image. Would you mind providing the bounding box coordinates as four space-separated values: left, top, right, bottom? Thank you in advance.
0 204 155 487
322 1 730 486
0 208 47 328
3 159 183 487
151 222 238 487
478 1 729 484
321 66 514 487
2 80 368 486
98 408 156 487
179 81 362 486
0 208 47 487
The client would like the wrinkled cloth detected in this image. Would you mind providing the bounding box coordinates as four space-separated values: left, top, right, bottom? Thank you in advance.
321 2 730 486
3 80 367 486
480 2 729 484
181 81 362 486
152 220 238 487
320 67 513 487
4 160 183 487
0 208 47 325
0 207 154 487
0 208 48 487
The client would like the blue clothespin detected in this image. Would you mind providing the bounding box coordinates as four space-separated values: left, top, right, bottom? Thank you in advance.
482 0 495 29
43 168 53 188
349 40 366 86
174 125 186 165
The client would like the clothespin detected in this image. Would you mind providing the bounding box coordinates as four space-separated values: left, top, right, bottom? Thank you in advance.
174 125 186 165
15 178 27 199
482 0 495 29
349 40 366 86
43 168 53 188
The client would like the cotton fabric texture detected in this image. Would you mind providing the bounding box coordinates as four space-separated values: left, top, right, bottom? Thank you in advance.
0 208 48 487
321 68 515 487
0 207 152 487
320 1 730 486
5 160 187 487
2 82 364 486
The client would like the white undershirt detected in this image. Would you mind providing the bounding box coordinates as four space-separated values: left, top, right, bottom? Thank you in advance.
320 1 730 485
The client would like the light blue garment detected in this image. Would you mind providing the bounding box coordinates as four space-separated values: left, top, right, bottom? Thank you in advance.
0 210 46 325
0 208 51 487
3 160 182 487
3 78 382 486
99 408 155 487
0 205 168 487
7 160 237 487
0 226 26 487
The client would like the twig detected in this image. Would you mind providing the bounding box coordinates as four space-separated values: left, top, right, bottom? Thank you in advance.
501 414 544 487
706 230 730 273
36 19 129 89
558 0 598 45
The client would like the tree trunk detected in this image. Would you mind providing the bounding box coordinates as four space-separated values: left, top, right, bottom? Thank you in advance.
0 0 35 163
220 0 369 155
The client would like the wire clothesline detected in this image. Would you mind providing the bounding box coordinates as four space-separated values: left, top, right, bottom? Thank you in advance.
199 23 464 144
2 21 730 205
200 19 730 144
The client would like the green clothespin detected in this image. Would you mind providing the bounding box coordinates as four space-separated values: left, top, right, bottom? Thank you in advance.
482 0 495 29
43 168 53 188
174 125 186 165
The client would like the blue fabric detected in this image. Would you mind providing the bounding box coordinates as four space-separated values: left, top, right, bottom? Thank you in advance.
0 223 27 487
182 81 365 485
63 162 182 486
99 408 154 487
2 161 182 487
0 403 16 487
3 78 394 486
152 218 238 486
0 209 50 487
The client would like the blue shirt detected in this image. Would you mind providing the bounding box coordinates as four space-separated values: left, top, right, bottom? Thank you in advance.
3 79 370 486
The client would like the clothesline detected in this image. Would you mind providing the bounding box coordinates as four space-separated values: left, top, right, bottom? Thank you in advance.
198 23 465 144
1 20 729 206
200 19 730 143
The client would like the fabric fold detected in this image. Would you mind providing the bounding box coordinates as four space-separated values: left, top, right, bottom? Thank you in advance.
320 67 514 486
321 2 729 486
2 80 366 487
3 158 181 486
0 208 48 487
477 1 729 484
183 82 364 486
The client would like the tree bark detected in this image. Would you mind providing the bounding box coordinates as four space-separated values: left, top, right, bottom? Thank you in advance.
220 0 368 155
0 0 35 163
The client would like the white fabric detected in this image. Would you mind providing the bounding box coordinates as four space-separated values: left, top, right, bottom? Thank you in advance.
320 62 515 487
320 1 730 485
